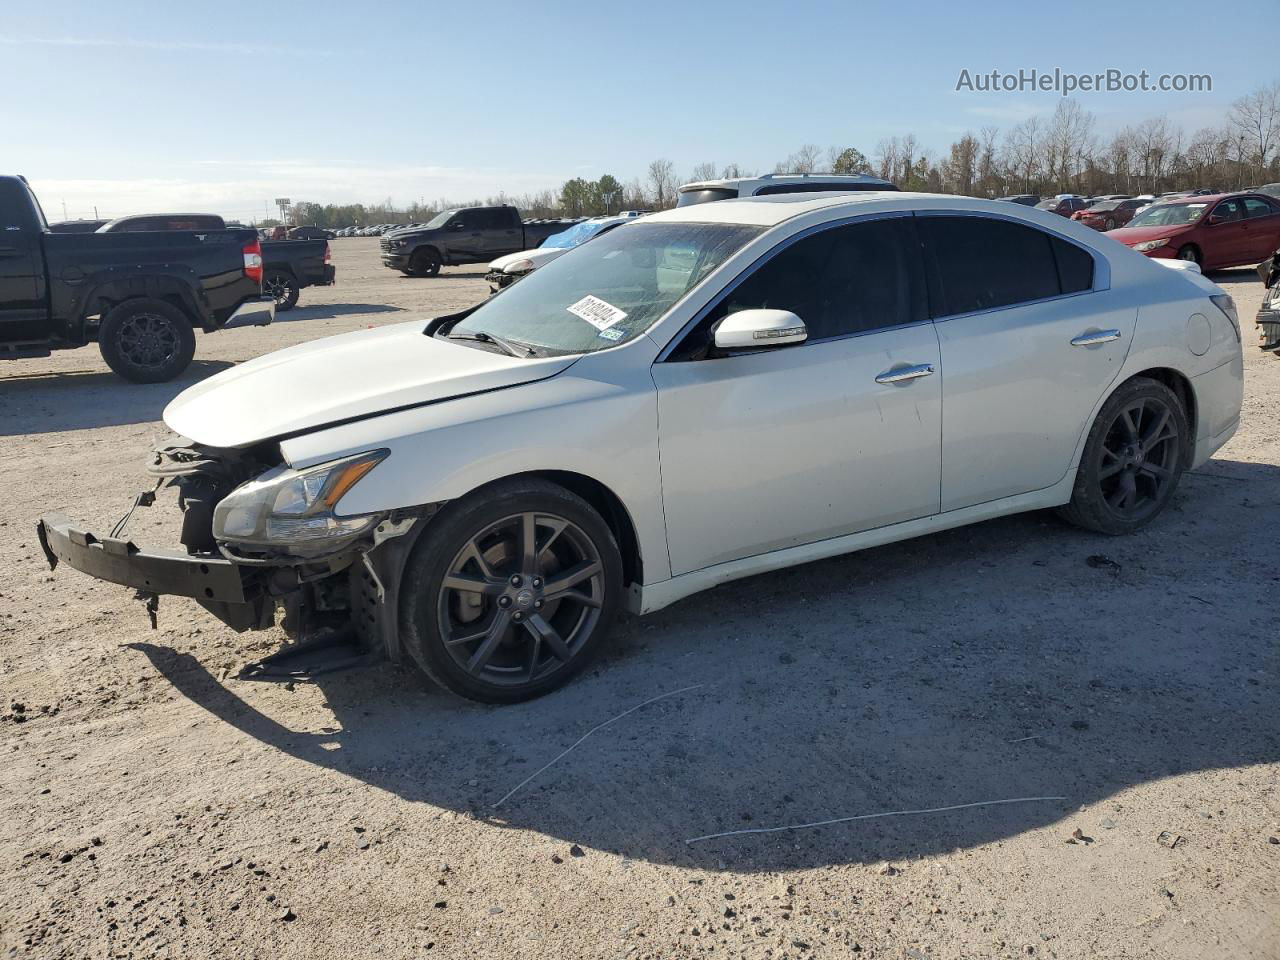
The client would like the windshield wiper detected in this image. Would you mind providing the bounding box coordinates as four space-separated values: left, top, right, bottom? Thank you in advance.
446 330 537 358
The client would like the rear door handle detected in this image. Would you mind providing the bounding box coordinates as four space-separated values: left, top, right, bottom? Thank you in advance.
1070 329 1121 346
875 362 935 384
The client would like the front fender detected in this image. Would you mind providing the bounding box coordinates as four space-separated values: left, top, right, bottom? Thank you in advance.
278 370 671 583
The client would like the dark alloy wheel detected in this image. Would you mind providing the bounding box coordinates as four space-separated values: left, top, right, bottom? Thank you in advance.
1177 244 1201 265
98 297 196 383
263 271 300 311
402 479 623 703
1060 377 1189 535
408 248 442 278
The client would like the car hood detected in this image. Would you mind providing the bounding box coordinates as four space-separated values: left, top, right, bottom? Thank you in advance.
163 319 578 448
1106 224 1192 246
488 247 568 272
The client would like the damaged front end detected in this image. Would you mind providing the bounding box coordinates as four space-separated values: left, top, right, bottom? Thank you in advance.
37 440 430 672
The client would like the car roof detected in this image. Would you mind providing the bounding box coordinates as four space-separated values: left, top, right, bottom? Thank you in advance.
644 191 1105 228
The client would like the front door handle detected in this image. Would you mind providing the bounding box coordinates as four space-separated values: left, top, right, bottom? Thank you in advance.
875 362 935 384
1070 329 1121 347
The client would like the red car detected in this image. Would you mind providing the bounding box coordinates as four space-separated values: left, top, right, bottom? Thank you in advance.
1072 197 1146 231
1106 193 1280 269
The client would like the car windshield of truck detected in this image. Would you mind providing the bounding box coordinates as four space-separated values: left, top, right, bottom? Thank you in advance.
447 221 762 355
1128 202 1207 228
542 220 609 249
424 210 455 229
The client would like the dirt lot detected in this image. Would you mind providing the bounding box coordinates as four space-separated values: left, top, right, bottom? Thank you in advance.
2 238 1277 960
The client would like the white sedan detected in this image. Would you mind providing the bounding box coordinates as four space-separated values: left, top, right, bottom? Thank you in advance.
40 193 1244 703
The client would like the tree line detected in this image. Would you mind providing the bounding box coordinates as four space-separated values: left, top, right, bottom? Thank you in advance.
280 82 1279 227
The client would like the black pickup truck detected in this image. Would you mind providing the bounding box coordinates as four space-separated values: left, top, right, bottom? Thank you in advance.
0 176 273 382
98 213 335 311
379 205 577 277
259 239 334 310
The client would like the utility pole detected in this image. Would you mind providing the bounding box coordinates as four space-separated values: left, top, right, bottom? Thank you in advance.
61 200 67 220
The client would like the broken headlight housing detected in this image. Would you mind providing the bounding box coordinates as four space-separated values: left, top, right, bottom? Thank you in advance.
212 450 388 553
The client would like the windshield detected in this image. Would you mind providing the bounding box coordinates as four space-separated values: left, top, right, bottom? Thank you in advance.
449 221 762 355
424 210 455 229
1035 200 1059 210
542 220 609 249
1087 200 1121 212
1128 202 1207 228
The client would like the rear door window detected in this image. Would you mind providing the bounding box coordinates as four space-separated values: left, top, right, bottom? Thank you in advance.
919 216 1092 316
1242 197 1276 219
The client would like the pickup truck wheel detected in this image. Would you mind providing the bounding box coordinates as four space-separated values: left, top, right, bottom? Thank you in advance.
407 248 442 278
98 298 197 383
401 478 624 703
263 271 300 311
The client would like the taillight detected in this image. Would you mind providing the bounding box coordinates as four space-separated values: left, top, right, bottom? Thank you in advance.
323 242 331 264
242 239 263 285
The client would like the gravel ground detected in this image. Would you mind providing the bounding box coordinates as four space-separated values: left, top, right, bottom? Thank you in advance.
1 238 1277 960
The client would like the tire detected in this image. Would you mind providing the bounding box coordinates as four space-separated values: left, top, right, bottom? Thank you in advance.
263 270 300 311
1104 217 1116 231
407 247 442 278
401 478 624 703
98 298 197 383
1176 244 1201 266
1058 376 1189 535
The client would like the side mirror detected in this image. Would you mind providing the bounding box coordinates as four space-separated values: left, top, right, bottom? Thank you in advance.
1208 214 1225 225
449 221 464 231
714 309 808 350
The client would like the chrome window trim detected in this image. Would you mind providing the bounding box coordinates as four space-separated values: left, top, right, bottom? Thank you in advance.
655 210 921 363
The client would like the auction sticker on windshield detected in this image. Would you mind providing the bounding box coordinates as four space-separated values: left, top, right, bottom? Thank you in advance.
567 295 628 331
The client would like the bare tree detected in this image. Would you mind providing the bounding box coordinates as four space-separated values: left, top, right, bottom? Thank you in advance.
775 143 823 174
647 159 677 208
690 161 718 182
1230 81 1280 184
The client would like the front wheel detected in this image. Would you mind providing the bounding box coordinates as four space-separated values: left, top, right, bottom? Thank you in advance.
1104 217 1116 231
401 479 624 703
263 271 300 311
1177 244 1201 265
98 298 197 383
1058 377 1189 535
407 248 442 277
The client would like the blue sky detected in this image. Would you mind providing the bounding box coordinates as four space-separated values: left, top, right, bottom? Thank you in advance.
1 0 1273 219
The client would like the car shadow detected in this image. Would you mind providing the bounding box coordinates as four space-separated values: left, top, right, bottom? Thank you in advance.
400 270 490 280
129 458 1279 872
258 303 407 325
0 360 234 435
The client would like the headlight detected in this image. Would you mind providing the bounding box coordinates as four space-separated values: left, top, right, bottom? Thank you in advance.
503 258 535 275
389 239 405 248
213 450 388 552
1134 238 1170 252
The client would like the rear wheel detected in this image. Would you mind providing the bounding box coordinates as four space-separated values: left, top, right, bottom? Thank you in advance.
407 248 442 277
401 479 623 703
1059 377 1188 535
263 270 300 311
98 298 196 383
